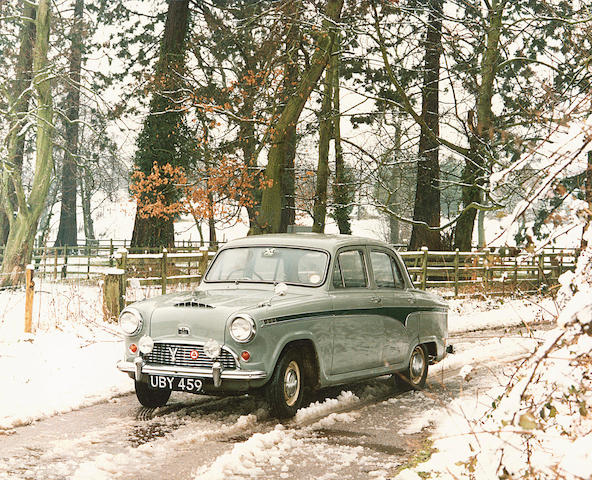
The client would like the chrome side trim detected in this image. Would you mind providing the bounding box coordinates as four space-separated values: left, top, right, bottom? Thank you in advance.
117 361 267 380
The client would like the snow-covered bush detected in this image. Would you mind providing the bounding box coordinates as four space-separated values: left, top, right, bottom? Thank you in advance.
465 243 591 478
397 234 592 480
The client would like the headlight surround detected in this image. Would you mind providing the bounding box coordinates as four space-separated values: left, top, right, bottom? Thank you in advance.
229 314 256 343
119 308 143 336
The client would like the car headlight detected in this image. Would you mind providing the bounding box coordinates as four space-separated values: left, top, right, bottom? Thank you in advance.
119 308 143 336
229 314 256 343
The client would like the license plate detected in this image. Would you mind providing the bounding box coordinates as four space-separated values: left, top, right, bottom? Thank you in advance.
149 375 203 393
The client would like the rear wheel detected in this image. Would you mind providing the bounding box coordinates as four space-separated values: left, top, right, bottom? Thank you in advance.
135 380 171 408
394 344 428 391
266 349 304 418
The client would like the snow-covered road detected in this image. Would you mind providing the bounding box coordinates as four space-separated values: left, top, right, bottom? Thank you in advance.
0 325 545 480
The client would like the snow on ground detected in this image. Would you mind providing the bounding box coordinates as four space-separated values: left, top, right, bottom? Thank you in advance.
0 280 556 432
447 295 557 333
0 281 132 430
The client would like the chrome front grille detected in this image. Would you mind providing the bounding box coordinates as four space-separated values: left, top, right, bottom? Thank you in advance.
144 343 237 370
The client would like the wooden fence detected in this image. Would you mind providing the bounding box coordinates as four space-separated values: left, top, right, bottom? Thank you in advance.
0 243 578 297
401 247 577 296
0 242 219 282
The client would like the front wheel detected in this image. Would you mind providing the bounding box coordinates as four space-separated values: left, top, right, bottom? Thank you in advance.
394 344 428 391
135 380 171 408
265 349 304 418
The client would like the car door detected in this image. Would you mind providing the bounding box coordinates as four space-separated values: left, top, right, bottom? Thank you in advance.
368 249 415 367
329 248 385 375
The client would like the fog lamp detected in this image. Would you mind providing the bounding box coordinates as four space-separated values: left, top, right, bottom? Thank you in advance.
203 338 221 359
138 336 154 354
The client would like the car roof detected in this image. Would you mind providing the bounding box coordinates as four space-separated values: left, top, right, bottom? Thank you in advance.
220 233 392 252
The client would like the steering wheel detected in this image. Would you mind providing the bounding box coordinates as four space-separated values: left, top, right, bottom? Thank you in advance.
225 269 265 281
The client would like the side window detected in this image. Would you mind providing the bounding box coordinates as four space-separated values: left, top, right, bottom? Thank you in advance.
391 256 405 289
332 258 344 288
370 251 395 288
336 250 368 288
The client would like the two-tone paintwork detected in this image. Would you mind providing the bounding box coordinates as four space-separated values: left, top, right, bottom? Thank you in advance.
118 234 448 393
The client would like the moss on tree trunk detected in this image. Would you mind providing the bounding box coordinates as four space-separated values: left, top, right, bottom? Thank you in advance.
1 0 54 286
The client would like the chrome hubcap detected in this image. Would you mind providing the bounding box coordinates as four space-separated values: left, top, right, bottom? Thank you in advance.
284 361 301 406
409 347 425 384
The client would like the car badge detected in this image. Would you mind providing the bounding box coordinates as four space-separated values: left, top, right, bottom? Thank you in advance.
190 350 199 360
168 347 178 363
178 325 190 336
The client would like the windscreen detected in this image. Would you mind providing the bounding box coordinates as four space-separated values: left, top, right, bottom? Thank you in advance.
205 247 329 286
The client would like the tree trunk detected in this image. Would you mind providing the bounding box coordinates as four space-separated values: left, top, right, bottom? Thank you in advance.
581 151 592 250
312 46 336 233
257 0 344 234
55 0 84 247
477 201 486 248
79 169 95 241
1 0 54 286
1 0 36 247
331 33 351 235
37 181 59 248
453 0 503 250
388 122 402 244
240 97 262 232
0 215 7 246
131 214 175 249
409 0 442 250
208 191 217 248
453 146 481 251
279 0 301 232
130 0 190 248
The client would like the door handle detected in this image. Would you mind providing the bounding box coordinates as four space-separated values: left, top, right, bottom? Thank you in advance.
407 296 416 304
370 296 382 304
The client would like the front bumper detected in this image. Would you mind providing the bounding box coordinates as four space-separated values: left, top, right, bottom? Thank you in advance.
117 358 267 384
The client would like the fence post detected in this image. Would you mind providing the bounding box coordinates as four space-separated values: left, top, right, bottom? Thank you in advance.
116 248 128 293
514 257 518 285
103 270 125 322
25 265 35 333
198 246 210 282
109 239 114 267
53 248 58 280
61 246 68 279
161 248 168 295
454 249 459 297
538 253 544 288
420 246 428 290
87 244 91 279
42 246 48 279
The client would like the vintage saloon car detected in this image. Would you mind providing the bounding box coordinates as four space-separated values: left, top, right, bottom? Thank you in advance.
117 234 448 418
